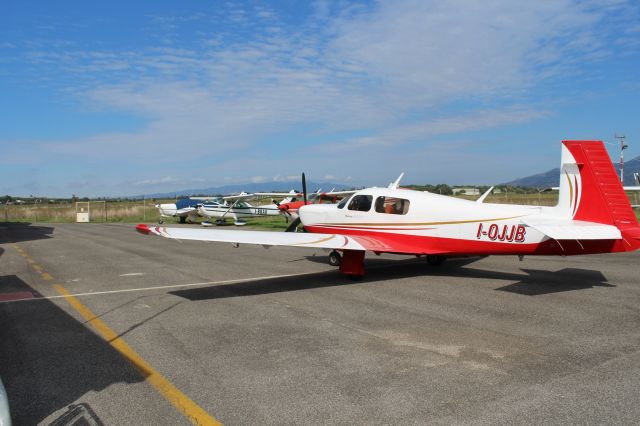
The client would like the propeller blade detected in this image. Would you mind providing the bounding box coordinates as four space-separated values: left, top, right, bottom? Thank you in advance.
302 173 307 205
272 199 280 207
285 217 301 232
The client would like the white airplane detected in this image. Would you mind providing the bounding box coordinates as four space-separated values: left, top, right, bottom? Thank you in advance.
196 191 300 226
137 141 640 278
156 197 218 224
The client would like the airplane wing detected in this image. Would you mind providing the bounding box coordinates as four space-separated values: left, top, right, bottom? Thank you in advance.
135 224 446 254
136 224 366 250
222 192 254 201
223 192 300 201
521 217 621 240
324 190 356 197
253 192 301 197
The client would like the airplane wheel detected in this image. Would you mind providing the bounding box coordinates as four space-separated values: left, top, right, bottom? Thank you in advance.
159 219 164 224
427 255 446 266
328 250 342 267
179 216 186 224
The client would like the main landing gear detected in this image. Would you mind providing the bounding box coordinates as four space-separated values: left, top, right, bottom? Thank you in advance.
328 250 365 280
328 250 341 266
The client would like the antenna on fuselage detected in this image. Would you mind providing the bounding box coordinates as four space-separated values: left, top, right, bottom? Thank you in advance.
388 173 404 190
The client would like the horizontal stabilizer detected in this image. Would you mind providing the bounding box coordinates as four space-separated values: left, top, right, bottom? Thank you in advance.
521 218 621 240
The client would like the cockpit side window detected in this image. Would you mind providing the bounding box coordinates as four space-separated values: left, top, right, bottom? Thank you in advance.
347 195 373 212
374 196 410 215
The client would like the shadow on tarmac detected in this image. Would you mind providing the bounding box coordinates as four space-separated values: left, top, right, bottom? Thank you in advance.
494 268 613 295
0 275 144 425
171 256 611 301
0 222 54 244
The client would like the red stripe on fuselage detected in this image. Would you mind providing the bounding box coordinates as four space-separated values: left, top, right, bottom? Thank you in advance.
305 225 624 256
316 224 436 231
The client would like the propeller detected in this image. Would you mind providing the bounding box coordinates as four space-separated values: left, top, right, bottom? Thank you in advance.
302 172 307 205
285 173 307 232
272 198 294 223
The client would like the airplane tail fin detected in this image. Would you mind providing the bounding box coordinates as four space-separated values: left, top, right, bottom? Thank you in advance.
553 141 640 248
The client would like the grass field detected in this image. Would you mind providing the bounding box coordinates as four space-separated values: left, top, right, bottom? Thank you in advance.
2 193 639 227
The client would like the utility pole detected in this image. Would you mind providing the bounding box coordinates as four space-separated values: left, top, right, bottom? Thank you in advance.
615 134 628 183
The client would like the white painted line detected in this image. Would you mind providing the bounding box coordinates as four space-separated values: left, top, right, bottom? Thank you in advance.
0 270 325 304
120 273 146 277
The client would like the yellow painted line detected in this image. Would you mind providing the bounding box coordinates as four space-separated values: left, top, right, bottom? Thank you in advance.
10 244 221 425
52 285 222 426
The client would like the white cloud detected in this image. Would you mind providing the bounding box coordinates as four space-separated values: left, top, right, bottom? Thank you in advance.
3 0 637 195
133 176 180 186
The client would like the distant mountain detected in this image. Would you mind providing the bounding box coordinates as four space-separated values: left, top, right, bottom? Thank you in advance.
132 181 358 199
505 155 640 188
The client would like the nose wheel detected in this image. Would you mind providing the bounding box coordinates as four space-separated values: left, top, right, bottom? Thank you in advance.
328 250 342 267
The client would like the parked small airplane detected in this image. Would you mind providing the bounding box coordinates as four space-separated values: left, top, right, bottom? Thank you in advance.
138 141 640 278
197 191 300 225
156 197 214 224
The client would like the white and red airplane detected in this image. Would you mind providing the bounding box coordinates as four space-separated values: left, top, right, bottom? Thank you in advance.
137 141 640 278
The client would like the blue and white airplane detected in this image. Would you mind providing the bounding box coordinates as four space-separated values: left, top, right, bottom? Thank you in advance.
156 197 220 224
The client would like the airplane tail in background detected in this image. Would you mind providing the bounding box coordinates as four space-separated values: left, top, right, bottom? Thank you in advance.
553 141 640 249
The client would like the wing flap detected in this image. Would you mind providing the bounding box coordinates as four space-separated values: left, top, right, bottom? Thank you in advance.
522 218 621 240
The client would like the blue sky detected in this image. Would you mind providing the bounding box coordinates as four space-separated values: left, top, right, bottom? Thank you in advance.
1 0 639 197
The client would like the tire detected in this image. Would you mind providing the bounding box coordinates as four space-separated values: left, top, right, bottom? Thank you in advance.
328 251 342 267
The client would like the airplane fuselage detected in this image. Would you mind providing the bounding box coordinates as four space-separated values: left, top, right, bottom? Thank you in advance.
197 202 281 220
298 188 628 257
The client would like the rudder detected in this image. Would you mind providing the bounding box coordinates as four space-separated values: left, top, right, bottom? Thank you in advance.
554 140 638 229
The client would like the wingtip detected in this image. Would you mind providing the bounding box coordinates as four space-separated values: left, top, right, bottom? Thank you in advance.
136 223 151 235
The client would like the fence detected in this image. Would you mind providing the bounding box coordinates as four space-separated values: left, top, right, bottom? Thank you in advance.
1 200 165 223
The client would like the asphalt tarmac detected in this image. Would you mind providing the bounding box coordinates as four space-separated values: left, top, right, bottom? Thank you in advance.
1 222 640 425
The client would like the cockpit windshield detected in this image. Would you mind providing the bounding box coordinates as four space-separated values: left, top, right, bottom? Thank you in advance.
337 195 351 209
347 195 373 212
